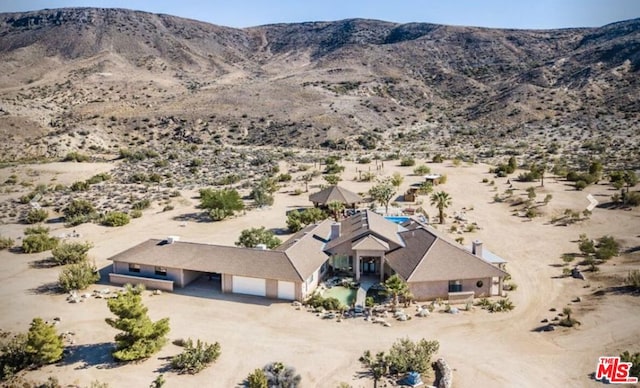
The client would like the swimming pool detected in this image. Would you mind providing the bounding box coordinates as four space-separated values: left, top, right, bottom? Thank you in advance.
384 216 411 224
323 286 356 307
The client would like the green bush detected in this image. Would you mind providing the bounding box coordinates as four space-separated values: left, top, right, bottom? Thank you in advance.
24 225 50 235
386 338 439 375
413 165 431 175
400 157 415 167
235 227 281 249
626 270 640 290
86 173 112 185
199 188 244 221
22 234 58 253
51 241 92 265
132 199 151 211
101 212 130 227
170 339 221 374
58 261 100 292
0 236 14 250
64 199 96 220
63 152 89 162
70 181 90 192
130 209 143 218
246 368 268 388
25 208 48 224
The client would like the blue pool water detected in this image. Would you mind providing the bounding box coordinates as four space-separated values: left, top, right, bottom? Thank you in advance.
384 216 410 224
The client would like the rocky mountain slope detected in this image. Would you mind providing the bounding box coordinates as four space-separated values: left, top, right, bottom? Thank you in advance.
0 8 638 162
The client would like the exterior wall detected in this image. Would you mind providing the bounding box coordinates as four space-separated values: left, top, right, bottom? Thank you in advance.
109 273 174 291
112 261 181 287
181 269 201 287
409 277 494 301
266 279 278 299
294 282 303 301
222 274 233 293
461 277 493 297
409 281 450 301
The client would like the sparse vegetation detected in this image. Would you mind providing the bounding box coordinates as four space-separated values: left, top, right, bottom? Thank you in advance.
101 211 130 227
58 261 100 292
235 227 281 249
24 208 48 224
170 338 221 374
51 241 92 265
199 188 245 221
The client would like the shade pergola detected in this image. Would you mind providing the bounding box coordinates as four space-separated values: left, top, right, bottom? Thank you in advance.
308 185 363 208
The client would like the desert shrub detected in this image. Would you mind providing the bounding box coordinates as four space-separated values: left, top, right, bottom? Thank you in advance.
86 173 112 185
0 331 29 380
24 225 49 235
132 199 151 211
70 180 89 192
101 212 130 227
25 208 48 224
386 337 440 375
574 180 587 190
432 154 444 163
22 234 58 253
413 165 431 175
0 236 14 250
170 339 221 374
246 368 268 388
594 235 619 260
129 172 148 183
625 191 640 207
558 307 580 327
63 152 89 162
162 205 174 212
324 163 345 175
58 261 100 292
276 173 292 182
262 362 301 388
130 209 143 218
357 157 371 164
619 351 640 378
51 241 92 265
286 208 327 232
400 157 415 167
64 199 96 222
626 270 640 290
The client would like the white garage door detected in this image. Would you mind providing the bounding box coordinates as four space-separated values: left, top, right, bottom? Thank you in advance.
232 276 266 297
277 281 296 300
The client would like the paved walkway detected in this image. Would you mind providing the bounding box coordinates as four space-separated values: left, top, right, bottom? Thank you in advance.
355 277 379 307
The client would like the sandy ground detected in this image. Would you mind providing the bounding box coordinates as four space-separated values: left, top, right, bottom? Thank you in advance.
0 159 639 387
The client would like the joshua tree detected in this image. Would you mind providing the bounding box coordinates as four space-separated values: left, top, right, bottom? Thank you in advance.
359 350 387 388
430 191 452 224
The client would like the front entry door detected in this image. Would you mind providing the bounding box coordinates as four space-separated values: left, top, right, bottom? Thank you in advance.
361 257 378 274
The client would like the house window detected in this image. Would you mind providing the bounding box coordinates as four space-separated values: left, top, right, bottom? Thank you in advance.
128 264 140 273
476 280 484 288
155 267 167 276
448 280 462 293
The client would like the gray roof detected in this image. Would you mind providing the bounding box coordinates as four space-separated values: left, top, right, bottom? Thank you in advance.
276 220 332 279
308 185 363 205
325 210 406 252
386 227 508 282
108 239 303 282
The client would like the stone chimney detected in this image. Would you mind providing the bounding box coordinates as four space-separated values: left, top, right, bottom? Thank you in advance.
330 222 341 240
472 240 483 258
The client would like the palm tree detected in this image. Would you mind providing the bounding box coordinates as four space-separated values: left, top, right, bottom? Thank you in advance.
430 191 452 224
326 200 345 222
383 274 409 308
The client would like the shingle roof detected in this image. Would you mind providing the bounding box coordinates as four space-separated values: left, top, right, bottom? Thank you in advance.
324 210 405 251
386 227 508 282
352 235 390 251
276 219 332 279
108 239 303 282
308 185 363 205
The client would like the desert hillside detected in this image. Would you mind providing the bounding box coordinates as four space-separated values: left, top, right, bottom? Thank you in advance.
0 8 638 165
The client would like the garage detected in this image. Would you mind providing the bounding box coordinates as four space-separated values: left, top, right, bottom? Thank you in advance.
277 281 296 300
232 276 266 297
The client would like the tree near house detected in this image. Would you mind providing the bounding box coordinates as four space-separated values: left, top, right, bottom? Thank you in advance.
52 241 92 265
369 180 396 215
327 200 345 222
105 284 170 362
286 208 327 232
58 261 100 292
301 173 313 192
199 188 244 221
383 274 409 308
430 191 452 224
390 172 404 189
386 337 440 375
324 174 342 186
235 227 281 249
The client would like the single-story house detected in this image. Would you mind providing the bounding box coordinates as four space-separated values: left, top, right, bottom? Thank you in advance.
108 210 508 302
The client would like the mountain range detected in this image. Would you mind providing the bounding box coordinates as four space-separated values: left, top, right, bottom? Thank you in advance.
0 7 638 160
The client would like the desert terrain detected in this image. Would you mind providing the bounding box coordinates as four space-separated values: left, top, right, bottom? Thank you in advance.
0 156 638 387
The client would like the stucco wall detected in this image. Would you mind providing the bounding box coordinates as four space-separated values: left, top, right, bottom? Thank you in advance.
265 279 278 299
182 269 202 287
410 277 494 301
109 273 174 291
222 274 233 293
112 261 181 286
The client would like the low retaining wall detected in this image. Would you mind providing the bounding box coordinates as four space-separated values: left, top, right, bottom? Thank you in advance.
434 358 453 388
109 273 174 292
448 291 474 305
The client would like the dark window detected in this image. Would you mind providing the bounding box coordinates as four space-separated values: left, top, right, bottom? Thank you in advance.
476 280 484 288
129 264 140 273
155 267 167 276
448 280 462 293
